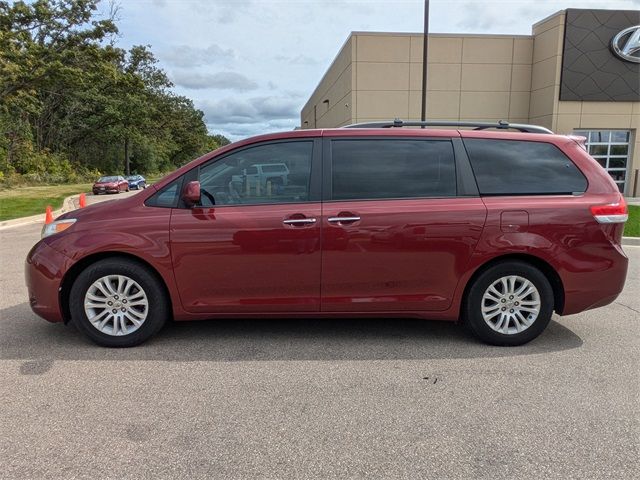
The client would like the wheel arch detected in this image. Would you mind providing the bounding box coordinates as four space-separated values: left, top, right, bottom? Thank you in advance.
461 253 565 316
59 251 173 324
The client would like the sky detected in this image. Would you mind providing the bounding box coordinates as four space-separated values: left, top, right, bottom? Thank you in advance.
104 0 640 140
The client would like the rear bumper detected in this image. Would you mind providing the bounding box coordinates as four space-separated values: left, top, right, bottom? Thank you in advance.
25 241 72 323
560 242 629 315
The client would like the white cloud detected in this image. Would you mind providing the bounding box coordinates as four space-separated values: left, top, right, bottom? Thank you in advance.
274 54 319 66
171 71 258 91
200 96 300 124
162 43 235 68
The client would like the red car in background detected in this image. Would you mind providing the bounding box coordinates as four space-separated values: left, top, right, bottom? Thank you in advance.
26 120 629 348
92 175 129 194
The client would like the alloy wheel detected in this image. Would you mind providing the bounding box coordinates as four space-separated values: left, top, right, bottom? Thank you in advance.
83 275 149 336
481 275 541 335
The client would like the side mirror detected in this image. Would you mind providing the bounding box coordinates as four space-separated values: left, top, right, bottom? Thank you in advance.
182 180 201 207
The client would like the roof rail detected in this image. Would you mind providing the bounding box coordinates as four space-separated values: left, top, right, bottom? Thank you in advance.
343 119 554 134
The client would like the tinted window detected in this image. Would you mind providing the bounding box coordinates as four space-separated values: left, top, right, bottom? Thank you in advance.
464 139 587 195
331 139 456 200
145 179 180 208
198 141 313 206
262 164 287 172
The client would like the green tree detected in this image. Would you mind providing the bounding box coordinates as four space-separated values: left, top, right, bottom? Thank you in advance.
0 0 230 182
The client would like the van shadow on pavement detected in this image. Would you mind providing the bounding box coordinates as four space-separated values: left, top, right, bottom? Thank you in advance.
0 302 583 365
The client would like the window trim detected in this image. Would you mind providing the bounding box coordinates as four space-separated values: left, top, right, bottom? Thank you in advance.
175 138 322 209
323 136 465 203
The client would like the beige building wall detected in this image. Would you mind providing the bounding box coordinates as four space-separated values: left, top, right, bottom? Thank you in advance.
301 37 354 128
302 12 639 194
302 32 535 126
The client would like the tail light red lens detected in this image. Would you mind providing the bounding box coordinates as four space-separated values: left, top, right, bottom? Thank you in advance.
590 195 628 224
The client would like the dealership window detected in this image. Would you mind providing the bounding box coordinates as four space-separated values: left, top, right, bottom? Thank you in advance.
574 130 632 193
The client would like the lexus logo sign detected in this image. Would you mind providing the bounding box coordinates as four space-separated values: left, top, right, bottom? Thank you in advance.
610 25 640 63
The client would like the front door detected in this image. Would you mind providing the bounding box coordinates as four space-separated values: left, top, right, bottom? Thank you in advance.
170 139 322 313
321 137 487 312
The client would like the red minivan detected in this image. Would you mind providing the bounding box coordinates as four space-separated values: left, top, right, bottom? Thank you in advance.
25 121 629 347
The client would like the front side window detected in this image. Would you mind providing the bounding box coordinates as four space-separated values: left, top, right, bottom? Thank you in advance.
331 139 456 200
464 139 588 195
198 141 313 206
574 130 632 193
145 179 181 208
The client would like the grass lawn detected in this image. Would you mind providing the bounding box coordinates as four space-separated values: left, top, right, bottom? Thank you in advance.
0 184 91 221
625 205 639 237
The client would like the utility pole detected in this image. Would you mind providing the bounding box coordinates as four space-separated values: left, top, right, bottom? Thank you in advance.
421 0 430 122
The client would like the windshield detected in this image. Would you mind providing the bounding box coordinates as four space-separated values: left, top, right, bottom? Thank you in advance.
98 176 118 182
126 175 138 180
261 164 287 172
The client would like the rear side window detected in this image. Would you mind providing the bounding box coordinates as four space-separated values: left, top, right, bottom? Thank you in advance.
464 139 587 195
331 139 456 200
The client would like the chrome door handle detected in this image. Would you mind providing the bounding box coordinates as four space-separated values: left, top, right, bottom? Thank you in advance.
328 216 361 223
283 218 317 225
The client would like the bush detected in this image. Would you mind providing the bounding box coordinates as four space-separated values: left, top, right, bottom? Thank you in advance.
0 150 100 188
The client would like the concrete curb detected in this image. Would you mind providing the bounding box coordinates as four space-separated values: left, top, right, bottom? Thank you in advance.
0 194 80 231
622 236 640 246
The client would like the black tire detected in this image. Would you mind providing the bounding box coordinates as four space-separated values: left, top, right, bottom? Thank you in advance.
69 258 169 347
464 261 554 346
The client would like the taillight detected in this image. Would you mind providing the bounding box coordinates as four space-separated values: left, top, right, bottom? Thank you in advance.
590 195 628 224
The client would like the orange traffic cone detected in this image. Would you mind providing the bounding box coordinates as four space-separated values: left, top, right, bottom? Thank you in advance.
79 193 86 208
44 205 53 224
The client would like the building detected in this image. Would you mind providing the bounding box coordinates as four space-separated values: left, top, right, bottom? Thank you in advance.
301 9 640 195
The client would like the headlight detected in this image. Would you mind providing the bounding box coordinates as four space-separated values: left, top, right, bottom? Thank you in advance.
41 219 76 239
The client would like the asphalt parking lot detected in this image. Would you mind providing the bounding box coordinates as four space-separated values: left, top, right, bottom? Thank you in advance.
0 193 638 479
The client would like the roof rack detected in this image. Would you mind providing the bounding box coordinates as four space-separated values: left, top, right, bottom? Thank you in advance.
343 119 553 134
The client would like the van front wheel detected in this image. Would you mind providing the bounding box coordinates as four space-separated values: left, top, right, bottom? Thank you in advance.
464 261 554 346
69 258 168 347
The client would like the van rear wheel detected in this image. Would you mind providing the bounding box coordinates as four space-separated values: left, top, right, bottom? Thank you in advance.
69 258 168 347
464 261 554 346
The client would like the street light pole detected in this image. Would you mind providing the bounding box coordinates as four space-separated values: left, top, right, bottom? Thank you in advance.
421 0 430 122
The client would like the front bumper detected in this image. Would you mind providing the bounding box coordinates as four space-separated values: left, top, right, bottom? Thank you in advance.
93 188 119 194
25 241 73 323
